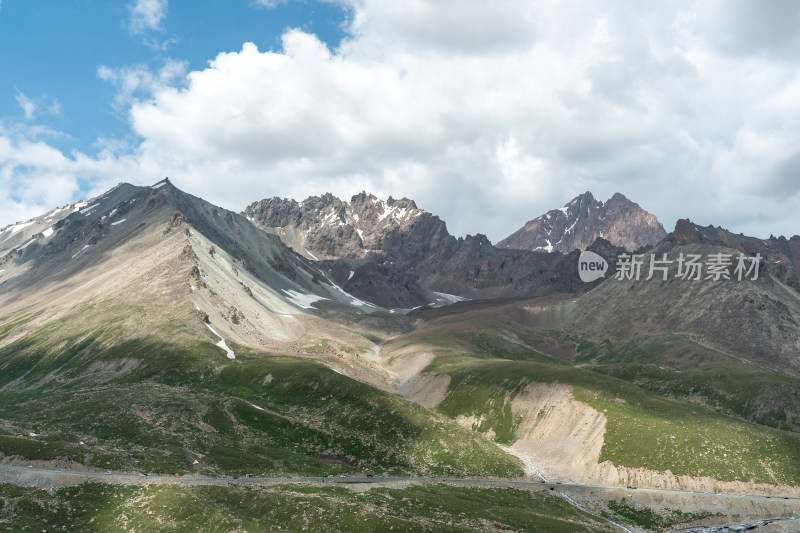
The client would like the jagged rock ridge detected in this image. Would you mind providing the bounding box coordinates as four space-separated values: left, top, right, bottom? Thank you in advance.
244 192 451 265
669 218 800 294
245 192 627 302
497 191 667 253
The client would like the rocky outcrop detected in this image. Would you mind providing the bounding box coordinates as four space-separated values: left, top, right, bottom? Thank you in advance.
497 192 666 253
244 192 450 263
667 219 800 293
414 234 625 299
245 192 632 302
322 257 432 309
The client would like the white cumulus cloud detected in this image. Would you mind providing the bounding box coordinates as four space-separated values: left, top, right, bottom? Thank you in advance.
3 0 800 242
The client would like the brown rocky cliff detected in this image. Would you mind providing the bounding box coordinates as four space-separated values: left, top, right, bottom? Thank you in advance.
497 192 666 253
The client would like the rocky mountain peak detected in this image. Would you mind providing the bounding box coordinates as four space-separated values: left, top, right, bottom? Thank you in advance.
607 191 629 203
496 192 666 253
244 191 436 262
350 191 378 205
386 196 418 210
604 192 644 216
668 219 708 245
574 190 598 205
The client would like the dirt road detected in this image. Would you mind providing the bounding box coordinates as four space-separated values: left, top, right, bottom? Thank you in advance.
2 463 799 532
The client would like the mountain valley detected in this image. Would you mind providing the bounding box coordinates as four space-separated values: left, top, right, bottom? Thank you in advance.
1 180 799 532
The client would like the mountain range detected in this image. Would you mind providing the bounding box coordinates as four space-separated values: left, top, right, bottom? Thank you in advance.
2 179 800 531
244 191 631 307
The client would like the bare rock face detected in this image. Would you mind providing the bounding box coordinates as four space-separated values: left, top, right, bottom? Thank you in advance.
244 192 464 305
668 219 800 293
415 234 625 299
244 192 450 264
244 192 632 301
323 258 432 309
497 192 667 253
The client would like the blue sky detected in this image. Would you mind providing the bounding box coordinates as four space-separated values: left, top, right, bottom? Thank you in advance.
2 1 800 242
0 0 347 156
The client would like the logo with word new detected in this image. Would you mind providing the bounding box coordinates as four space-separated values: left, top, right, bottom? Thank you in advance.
578 251 609 283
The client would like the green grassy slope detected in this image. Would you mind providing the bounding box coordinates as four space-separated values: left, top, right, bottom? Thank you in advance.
573 334 800 431
0 304 521 478
0 483 615 532
388 317 800 486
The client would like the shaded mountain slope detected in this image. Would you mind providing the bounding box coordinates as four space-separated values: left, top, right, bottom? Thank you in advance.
671 218 800 293
245 192 629 302
412 234 625 299
565 219 800 374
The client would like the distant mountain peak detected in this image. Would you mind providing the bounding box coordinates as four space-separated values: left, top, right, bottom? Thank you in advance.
243 192 433 263
608 191 629 202
497 192 666 253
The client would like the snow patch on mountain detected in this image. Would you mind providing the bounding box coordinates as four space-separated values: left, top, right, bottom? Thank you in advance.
432 291 469 304
205 323 235 359
46 206 69 218
2 220 35 235
16 238 37 252
71 245 90 259
282 289 327 310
